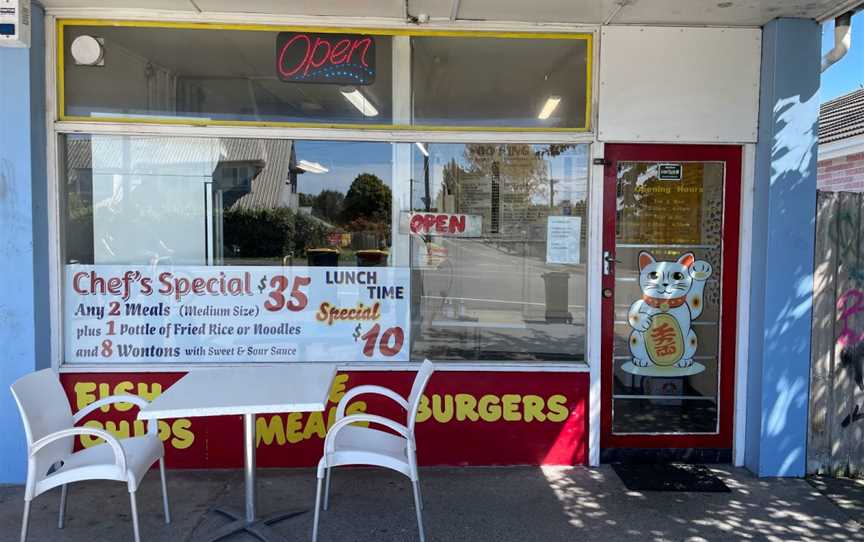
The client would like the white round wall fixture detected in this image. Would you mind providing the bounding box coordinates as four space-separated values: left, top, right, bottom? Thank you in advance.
70 35 104 66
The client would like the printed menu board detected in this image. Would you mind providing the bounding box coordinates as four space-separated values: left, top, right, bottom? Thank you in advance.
617 163 706 245
65 265 410 363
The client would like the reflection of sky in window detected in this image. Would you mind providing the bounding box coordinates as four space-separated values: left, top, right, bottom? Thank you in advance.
410 143 588 209
295 141 394 196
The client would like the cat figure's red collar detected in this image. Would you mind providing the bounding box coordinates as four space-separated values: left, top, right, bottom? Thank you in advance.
642 295 686 311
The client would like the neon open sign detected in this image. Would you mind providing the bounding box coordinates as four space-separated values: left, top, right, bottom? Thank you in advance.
276 32 376 85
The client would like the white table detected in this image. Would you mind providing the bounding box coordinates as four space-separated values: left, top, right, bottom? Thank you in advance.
138 365 337 542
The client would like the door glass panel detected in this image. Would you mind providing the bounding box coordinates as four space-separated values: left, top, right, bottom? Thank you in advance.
612 162 724 434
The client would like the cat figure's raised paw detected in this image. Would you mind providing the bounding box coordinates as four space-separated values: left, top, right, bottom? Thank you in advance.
689 260 713 281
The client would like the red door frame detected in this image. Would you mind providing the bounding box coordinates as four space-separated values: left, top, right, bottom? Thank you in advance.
600 144 742 450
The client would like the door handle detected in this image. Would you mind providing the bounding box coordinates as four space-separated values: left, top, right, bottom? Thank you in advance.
603 251 621 275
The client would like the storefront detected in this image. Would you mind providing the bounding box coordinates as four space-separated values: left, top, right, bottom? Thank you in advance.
0 0 845 479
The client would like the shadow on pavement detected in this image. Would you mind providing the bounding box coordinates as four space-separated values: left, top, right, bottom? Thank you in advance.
0 466 862 541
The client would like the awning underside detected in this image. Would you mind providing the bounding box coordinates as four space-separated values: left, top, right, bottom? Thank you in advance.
40 0 861 27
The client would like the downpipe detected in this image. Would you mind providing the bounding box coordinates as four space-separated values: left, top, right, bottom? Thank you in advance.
822 11 854 73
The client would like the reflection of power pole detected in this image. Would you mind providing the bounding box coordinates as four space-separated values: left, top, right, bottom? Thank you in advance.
423 151 431 211
549 178 557 208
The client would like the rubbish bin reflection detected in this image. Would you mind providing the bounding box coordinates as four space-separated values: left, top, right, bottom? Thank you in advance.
541 272 572 323
356 249 389 267
307 248 340 267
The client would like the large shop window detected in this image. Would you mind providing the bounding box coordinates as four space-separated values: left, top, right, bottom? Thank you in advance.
412 36 590 129
409 143 589 361
61 135 588 365
61 25 394 125
59 22 591 131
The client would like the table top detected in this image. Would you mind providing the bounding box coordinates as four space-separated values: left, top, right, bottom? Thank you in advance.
138 364 337 420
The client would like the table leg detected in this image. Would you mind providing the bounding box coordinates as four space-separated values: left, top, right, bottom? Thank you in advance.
203 413 308 542
244 413 257 523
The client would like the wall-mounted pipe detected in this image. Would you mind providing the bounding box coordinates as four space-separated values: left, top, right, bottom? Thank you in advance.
822 11 853 73
603 0 631 25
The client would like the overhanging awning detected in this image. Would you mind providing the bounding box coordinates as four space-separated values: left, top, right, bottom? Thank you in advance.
39 0 864 27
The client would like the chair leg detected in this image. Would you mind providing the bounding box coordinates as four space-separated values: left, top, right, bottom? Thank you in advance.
323 467 331 511
58 484 69 529
411 451 424 510
159 457 171 524
415 479 424 511
129 491 141 542
412 480 425 542
312 476 323 542
19 500 31 542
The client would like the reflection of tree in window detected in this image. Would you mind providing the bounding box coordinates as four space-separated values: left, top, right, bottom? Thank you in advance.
341 173 392 250
311 190 344 225
214 140 333 264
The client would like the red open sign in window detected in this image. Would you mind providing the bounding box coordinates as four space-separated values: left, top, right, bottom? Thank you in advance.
400 212 484 238
276 32 376 85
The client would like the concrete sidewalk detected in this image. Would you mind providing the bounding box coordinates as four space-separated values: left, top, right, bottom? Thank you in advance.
0 466 861 542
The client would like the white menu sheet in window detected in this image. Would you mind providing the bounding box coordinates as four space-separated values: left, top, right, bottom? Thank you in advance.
546 216 581 265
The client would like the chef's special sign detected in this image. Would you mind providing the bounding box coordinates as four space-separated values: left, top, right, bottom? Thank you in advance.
65 265 410 363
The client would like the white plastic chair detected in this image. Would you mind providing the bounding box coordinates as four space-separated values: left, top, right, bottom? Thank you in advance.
10 369 170 542
312 359 435 542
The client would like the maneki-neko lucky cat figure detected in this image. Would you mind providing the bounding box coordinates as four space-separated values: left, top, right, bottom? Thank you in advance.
628 251 713 369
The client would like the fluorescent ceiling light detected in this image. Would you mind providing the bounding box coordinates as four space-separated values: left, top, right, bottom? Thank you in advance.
415 142 429 157
340 87 379 117
537 96 562 120
297 160 329 174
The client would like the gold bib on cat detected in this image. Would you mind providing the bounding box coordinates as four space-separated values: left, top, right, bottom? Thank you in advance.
645 313 685 366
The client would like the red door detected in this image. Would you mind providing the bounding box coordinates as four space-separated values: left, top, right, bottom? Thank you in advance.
600 144 741 458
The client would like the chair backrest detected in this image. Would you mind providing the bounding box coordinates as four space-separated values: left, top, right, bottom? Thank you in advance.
407 359 435 431
10 369 75 478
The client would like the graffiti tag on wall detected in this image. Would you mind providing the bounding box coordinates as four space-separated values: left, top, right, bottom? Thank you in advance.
837 290 864 428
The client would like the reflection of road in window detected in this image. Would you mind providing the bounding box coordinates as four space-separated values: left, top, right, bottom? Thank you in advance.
409 143 590 363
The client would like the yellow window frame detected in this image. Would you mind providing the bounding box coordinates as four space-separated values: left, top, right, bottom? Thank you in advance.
57 19 593 133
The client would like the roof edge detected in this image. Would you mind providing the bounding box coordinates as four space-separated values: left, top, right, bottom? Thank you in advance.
817 0 864 22
819 133 864 161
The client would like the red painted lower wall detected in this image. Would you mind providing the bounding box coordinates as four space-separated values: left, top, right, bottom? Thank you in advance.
59 371 588 467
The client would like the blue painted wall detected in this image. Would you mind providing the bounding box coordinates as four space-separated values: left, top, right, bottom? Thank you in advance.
746 18 821 477
0 4 46 484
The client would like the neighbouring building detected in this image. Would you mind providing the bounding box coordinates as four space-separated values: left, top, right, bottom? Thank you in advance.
818 88 864 192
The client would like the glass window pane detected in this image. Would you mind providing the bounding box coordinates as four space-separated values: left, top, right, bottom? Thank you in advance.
411 36 590 129
611 162 725 434
407 143 589 362
63 25 393 125
62 135 405 365
63 136 395 267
